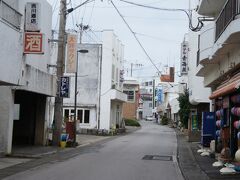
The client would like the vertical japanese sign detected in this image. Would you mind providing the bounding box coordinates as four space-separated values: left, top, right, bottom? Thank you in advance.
120 70 124 82
180 41 189 75
157 88 163 104
60 77 70 98
24 32 43 54
66 34 77 73
25 3 40 31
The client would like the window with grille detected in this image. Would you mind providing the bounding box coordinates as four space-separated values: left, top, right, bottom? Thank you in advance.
123 90 135 102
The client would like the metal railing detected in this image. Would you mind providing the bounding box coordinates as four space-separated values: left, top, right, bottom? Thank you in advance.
0 0 22 29
215 0 240 41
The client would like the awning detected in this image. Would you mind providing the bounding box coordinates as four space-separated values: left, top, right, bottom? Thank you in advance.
209 76 240 100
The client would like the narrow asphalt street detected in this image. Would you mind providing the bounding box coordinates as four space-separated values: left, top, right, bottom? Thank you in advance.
4 121 183 180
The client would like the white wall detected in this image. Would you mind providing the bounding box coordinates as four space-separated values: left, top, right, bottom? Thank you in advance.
142 101 152 118
100 30 125 130
19 0 52 73
187 26 211 105
198 16 240 87
0 0 54 154
0 87 14 154
63 44 101 129
0 21 22 85
0 0 54 90
199 23 215 61
64 44 101 106
204 46 240 86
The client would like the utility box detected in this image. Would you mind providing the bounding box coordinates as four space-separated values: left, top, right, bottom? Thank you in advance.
66 122 74 141
201 112 216 147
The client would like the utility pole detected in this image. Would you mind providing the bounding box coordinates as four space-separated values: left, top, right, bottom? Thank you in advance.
73 23 89 146
52 0 67 146
152 79 155 110
76 23 89 44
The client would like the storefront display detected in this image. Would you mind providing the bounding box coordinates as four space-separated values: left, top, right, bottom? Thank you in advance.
230 94 240 161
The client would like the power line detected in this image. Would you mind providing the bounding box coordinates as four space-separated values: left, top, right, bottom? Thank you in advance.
66 0 95 14
88 29 103 42
69 0 76 29
119 0 206 32
119 0 189 14
87 0 96 26
84 30 99 43
110 0 162 75
52 0 59 13
135 32 180 43
123 15 185 21
76 0 83 25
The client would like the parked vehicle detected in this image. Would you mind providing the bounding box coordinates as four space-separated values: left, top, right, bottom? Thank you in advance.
145 116 156 121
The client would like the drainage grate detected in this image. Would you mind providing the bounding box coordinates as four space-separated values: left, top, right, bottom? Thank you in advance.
142 155 172 161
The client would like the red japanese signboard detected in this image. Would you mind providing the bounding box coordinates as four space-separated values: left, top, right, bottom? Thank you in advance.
24 32 43 54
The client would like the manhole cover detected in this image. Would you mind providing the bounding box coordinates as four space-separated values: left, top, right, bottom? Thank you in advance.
142 155 172 161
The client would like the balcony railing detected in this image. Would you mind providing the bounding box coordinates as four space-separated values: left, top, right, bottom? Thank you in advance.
216 0 240 41
0 0 22 29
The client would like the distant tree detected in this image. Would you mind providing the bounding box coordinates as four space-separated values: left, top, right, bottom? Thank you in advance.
177 89 190 129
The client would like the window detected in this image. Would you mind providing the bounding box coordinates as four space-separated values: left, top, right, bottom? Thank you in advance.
77 109 83 123
84 110 90 123
78 109 90 124
64 108 90 124
123 90 135 102
64 109 69 119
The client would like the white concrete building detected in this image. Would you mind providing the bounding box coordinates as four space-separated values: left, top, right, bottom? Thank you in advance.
178 1 211 134
139 80 154 119
63 30 127 132
160 82 179 117
0 0 55 155
183 32 211 107
196 0 240 155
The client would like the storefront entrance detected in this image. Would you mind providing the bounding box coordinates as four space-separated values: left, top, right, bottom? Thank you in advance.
12 90 46 146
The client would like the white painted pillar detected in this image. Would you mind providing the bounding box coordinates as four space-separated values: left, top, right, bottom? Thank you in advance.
0 87 14 155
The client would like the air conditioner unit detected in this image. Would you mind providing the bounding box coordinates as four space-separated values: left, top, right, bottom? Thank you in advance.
25 3 41 32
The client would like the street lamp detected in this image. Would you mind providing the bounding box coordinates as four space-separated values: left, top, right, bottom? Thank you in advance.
73 49 88 146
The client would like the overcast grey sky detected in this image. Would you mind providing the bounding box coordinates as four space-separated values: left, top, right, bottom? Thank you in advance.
47 0 189 80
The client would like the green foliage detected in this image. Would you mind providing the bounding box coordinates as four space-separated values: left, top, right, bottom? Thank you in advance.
124 118 141 127
161 116 169 125
177 89 190 129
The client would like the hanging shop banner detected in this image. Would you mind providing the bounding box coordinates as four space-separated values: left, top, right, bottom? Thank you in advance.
192 115 198 131
60 77 70 98
24 32 43 54
180 41 189 75
66 34 77 73
157 88 163 103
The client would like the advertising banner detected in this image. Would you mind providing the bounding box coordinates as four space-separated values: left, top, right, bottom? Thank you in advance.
66 34 77 73
60 77 70 98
